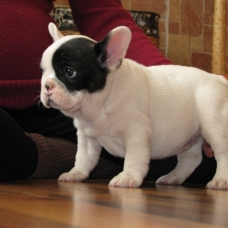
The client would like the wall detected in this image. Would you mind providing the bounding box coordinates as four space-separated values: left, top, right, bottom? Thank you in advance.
122 0 228 73
54 0 228 73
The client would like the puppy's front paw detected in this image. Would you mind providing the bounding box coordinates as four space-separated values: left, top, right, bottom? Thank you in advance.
58 168 88 182
109 171 143 188
206 179 228 190
156 173 182 185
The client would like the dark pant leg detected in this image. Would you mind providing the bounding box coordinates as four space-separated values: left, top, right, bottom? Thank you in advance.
0 105 77 181
0 108 38 180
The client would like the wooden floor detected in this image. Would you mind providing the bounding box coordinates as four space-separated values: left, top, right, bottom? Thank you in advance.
0 180 227 228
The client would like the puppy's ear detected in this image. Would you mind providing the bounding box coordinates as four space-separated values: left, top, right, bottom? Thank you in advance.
48 22 64 42
95 26 131 71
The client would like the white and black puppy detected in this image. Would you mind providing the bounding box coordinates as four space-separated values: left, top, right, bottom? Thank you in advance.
40 22 228 189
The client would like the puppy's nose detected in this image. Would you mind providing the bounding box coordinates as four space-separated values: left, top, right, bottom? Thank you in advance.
45 82 55 91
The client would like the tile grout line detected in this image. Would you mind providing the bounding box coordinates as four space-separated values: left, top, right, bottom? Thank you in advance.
165 0 170 58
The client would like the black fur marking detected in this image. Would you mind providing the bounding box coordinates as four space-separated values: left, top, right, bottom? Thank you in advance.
94 34 110 69
52 38 109 93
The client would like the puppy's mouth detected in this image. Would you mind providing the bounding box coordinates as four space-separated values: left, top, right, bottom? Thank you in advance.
46 99 59 109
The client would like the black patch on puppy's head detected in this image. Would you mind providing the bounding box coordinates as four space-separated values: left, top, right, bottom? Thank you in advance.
52 37 109 93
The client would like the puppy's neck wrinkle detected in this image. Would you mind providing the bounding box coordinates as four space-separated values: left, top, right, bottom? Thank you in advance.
79 71 115 120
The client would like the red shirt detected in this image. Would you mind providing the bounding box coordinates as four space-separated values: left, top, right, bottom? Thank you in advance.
0 0 170 110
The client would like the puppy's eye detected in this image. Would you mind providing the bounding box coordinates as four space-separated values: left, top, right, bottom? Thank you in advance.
65 67 76 78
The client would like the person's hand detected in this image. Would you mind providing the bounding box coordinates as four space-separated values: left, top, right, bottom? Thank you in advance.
202 140 214 158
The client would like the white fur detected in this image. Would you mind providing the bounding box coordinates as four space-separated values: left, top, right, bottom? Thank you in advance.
40 23 228 189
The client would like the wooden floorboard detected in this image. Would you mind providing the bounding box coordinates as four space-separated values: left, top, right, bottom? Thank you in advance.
0 179 227 227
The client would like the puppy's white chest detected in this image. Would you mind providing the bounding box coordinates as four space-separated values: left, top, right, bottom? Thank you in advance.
75 117 126 157
97 135 126 157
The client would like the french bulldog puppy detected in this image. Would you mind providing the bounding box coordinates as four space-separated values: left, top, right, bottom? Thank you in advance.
40 22 228 189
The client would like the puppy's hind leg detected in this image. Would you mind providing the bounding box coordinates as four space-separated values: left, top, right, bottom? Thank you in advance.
199 83 228 189
156 138 203 185
205 137 228 190
200 108 228 189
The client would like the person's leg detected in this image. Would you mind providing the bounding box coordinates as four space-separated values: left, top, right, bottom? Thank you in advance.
0 108 38 180
4 106 77 179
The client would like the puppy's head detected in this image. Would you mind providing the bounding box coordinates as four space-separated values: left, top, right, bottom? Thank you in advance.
40 23 131 113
